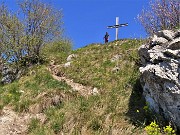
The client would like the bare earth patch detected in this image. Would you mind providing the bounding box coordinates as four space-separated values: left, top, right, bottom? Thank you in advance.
0 106 46 135
48 63 99 97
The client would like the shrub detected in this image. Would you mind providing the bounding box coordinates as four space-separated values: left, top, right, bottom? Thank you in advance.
145 121 161 135
145 121 176 135
41 40 72 64
163 125 175 135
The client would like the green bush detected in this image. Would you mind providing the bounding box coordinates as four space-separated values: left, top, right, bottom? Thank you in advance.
41 39 72 64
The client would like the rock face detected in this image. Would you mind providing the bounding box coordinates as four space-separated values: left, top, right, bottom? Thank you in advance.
138 30 180 128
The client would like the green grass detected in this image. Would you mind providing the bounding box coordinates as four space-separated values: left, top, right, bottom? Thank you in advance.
61 39 143 90
50 39 148 134
41 40 72 65
0 39 158 135
0 65 72 112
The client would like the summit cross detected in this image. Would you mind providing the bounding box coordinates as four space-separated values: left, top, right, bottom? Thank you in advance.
107 17 128 40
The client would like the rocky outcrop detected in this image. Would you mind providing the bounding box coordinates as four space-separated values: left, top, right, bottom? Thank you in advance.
64 54 77 68
1 64 24 84
1 65 15 84
138 30 180 128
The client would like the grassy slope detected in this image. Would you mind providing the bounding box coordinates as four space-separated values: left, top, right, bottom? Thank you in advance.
0 39 148 135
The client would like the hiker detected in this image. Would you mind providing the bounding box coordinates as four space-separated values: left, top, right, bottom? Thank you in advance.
104 32 109 43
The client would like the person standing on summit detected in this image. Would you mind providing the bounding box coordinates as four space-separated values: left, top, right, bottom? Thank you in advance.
104 32 109 43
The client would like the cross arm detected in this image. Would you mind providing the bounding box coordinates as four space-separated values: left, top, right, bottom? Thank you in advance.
107 23 128 29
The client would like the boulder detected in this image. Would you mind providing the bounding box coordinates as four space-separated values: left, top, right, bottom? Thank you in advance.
138 29 180 129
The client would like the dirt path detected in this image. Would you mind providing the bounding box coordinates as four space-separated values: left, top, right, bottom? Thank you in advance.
0 63 98 135
0 106 46 135
48 63 99 97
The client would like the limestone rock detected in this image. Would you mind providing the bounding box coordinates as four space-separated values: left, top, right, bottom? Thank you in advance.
65 54 77 68
91 87 99 95
167 37 180 50
175 29 180 38
151 35 168 46
138 29 180 129
64 62 71 67
67 54 77 62
157 30 175 41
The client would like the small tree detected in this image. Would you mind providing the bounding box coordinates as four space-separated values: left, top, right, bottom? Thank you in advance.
138 0 180 35
0 0 63 66
0 0 65 82
0 4 24 66
19 0 63 59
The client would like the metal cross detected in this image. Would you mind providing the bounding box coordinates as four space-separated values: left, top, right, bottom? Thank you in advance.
107 17 128 40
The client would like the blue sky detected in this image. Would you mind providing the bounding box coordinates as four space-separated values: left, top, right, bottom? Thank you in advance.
1 0 149 49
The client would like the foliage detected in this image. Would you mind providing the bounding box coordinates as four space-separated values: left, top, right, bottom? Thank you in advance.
0 0 64 72
2 39 174 134
0 82 21 105
163 125 175 135
28 118 40 133
61 39 144 90
50 112 65 133
41 39 72 64
138 0 180 35
145 121 176 135
0 65 71 111
145 121 161 135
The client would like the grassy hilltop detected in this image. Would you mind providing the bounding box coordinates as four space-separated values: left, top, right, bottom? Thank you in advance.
0 39 151 135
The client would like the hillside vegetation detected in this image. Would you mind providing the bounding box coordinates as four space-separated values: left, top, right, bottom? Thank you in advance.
0 39 150 135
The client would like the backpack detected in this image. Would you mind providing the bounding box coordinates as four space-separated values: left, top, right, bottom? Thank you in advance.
105 34 109 39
